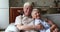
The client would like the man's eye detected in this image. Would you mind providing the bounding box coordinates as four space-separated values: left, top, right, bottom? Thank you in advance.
27 8 28 9
35 13 37 15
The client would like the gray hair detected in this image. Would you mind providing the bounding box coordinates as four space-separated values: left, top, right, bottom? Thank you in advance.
23 2 34 7
31 8 40 16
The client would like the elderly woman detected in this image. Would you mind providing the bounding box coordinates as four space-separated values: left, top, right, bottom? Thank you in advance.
30 8 50 32
30 8 59 32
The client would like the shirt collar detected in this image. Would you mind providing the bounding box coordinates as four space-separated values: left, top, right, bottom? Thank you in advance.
22 14 31 18
22 14 25 17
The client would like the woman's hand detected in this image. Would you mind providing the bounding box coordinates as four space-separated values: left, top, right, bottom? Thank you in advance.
35 24 44 30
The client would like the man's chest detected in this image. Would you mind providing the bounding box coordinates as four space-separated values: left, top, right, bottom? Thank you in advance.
21 17 33 25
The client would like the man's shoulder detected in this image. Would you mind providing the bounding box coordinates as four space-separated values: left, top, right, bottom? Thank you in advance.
16 15 22 18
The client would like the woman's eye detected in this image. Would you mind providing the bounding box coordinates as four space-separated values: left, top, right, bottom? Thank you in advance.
35 13 37 15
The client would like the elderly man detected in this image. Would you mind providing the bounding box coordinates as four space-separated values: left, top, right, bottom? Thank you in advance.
14 2 43 32
5 2 38 32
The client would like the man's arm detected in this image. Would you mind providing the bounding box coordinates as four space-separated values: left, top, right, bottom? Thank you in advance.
16 24 34 30
16 24 43 30
15 16 44 30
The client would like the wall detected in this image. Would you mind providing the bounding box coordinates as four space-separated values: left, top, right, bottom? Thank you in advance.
9 0 24 7
0 0 9 29
9 0 55 7
24 0 54 6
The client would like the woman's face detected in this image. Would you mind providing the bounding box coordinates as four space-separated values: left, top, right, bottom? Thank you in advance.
32 11 41 19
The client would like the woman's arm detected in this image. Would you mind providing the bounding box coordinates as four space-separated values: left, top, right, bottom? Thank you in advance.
46 19 58 31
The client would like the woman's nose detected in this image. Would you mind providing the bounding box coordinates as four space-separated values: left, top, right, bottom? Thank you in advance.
37 13 39 15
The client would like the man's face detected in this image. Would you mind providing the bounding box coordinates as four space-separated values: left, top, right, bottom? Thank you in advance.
23 5 32 16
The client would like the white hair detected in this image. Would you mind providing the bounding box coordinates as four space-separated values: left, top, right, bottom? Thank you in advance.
23 2 34 7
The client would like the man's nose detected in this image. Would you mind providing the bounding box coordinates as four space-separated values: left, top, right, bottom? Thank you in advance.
27 9 30 11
